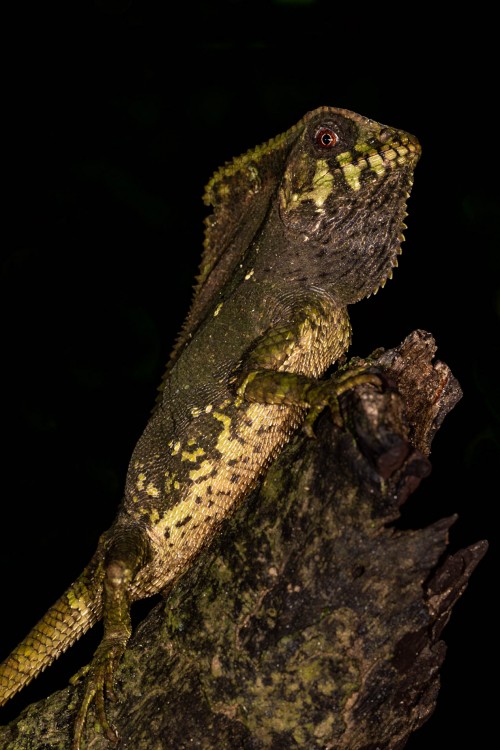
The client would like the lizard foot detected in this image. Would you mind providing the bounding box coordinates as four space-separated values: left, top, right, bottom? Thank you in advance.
303 366 385 437
70 638 126 750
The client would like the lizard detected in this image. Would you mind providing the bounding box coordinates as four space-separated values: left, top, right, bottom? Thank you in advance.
0 106 421 748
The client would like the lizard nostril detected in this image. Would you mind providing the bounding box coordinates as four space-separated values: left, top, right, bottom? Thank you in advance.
379 127 396 144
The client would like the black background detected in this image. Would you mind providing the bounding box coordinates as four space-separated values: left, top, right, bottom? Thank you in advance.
1 1 498 747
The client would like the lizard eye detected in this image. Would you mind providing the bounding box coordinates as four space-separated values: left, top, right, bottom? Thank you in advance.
315 127 338 149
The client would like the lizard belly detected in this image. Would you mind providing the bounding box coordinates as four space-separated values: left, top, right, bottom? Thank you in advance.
125 291 350 599
130 399 304 598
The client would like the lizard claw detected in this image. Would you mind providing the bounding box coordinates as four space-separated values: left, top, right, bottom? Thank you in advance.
303 365 385 437
303 396 342 437
71 640 125 750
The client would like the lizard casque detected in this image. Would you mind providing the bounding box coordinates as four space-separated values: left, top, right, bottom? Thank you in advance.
0 106 420 748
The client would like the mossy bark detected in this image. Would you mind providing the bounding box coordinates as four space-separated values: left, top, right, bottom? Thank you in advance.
0 330 487 750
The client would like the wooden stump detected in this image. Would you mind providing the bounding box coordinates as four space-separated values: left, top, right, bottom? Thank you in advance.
0 330 487 750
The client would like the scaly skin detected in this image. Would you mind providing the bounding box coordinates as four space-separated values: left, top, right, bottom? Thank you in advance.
0 106 420 748
0 556 104 705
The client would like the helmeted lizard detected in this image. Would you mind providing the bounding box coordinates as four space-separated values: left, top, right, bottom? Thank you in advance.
0 106 420 748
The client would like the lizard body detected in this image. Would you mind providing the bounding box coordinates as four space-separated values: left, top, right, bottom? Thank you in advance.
0 106 420 747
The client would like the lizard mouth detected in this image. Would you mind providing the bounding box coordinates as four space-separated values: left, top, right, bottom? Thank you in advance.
336 138 420 192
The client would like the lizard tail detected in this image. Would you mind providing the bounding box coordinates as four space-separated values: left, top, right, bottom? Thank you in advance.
0 556 104 707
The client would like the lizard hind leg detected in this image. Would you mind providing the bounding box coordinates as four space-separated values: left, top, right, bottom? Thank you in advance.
71 524 151 750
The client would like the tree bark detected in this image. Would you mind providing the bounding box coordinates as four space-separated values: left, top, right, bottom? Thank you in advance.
0 330 487 750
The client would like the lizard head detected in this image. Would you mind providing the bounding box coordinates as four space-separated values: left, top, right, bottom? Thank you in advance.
279 106 421 303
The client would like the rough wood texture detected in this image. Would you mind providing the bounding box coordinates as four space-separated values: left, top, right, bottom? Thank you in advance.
0 330 487 749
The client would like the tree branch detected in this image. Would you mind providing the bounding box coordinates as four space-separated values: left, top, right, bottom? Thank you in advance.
0 330 487 750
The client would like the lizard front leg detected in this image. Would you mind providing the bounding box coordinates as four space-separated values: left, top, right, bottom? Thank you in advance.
238 365 383 436
71 524 151 750
234 299 382 434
